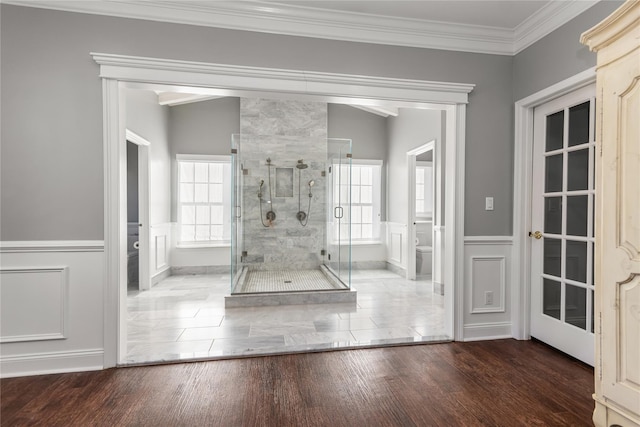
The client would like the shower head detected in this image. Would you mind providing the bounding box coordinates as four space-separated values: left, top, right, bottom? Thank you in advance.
308 180 315 187
296 159 308 169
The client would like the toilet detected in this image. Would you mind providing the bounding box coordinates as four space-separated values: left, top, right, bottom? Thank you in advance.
416 223 432 279
127 224 139 290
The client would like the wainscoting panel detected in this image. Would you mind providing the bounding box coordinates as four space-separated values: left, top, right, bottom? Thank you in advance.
150 223 171 285
463 236 513 341
469 256 506 314
386 222 406 272
155 235 167 271
433 225 445 292
0 241 105 378
0 267 69 343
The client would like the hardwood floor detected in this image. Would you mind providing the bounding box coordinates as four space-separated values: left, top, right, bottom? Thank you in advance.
1 340 594 426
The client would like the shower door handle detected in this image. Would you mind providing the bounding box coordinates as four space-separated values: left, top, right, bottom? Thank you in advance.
334 206 343 219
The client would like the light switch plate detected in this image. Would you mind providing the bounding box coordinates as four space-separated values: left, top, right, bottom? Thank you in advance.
485 197 494 211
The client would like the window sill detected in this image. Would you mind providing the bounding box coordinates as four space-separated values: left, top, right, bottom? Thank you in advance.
176 243 230 249
331 240 383 246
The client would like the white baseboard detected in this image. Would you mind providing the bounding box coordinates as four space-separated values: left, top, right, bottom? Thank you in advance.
151 266 171 286
462 322 512 341
0 349 104 378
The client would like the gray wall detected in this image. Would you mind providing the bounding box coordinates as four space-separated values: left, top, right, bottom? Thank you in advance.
168 97 240 221
387 109 442 225
328 104 388 221
169 97 240 157
126 142 138 223
0 4 515 240
125 89 171 226
513 1 623 101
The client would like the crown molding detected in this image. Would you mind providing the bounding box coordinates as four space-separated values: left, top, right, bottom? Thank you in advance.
514 0 600 54
4 0 600 56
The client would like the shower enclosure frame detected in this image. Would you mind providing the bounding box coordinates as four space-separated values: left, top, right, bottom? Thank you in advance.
231 134 352 295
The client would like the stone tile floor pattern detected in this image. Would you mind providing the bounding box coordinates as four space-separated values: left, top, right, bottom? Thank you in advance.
126 269 448 364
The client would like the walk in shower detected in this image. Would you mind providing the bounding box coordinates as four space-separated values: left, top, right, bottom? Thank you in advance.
230 133 353 297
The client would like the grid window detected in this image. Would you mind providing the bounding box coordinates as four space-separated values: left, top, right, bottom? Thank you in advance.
333 161 381 242
177 156 231 245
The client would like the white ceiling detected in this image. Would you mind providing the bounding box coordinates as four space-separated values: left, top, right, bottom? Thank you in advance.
6 0 601 55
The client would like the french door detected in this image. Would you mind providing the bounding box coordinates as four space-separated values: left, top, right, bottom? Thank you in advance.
530 84 596 365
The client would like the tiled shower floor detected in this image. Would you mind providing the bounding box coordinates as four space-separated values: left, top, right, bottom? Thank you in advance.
125 270 448 365
239 269 340 293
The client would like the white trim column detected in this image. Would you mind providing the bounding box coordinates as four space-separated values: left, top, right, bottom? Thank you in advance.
448 104 467 340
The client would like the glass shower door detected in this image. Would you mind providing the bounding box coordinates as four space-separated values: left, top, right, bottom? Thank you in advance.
326 138 352 287
230 134 244 293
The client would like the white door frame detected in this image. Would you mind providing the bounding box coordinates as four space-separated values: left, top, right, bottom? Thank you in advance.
512 67 595 340
407 140 435 281
93 53 473 366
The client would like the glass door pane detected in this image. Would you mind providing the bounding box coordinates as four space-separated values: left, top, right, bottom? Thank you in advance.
540 100 594 331
531 85 596 365
326 138 352 288
230 134 244 293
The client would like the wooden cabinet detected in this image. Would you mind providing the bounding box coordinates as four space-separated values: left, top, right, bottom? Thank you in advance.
581 1 640 426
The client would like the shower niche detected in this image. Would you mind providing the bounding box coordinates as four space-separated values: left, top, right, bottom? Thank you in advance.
228 133 355 306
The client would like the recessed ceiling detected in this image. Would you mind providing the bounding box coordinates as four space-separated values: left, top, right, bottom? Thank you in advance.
4 0 600 54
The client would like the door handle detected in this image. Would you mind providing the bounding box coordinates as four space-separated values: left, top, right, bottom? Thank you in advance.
334 206 343 219
529 231 542 239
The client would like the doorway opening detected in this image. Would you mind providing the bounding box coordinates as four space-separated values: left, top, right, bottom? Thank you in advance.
407 140 441 293
94 53 472 367
125 130 151 294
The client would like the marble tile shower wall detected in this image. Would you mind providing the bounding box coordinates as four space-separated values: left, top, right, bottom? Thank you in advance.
240 98 328 271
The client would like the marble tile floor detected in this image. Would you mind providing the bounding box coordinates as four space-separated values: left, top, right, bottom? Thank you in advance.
125 269 448 365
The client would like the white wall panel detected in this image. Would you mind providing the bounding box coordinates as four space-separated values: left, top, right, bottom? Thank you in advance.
433 225 444 289
469 256 506 314
150 223 171 283
0 241 104 377
463 237 512 341
155 235 167 270
0 267 68 343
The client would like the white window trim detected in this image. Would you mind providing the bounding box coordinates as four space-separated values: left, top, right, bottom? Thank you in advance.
176 154 232 247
